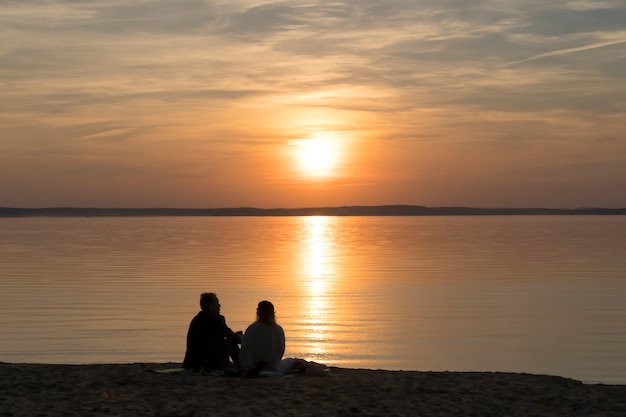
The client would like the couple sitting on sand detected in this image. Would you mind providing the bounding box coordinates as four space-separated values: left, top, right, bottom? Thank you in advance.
182 292 327 377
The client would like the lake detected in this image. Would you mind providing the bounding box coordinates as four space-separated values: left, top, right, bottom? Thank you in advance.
1 215 625 384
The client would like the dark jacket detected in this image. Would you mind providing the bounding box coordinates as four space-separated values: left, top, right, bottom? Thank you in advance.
182 311 239 371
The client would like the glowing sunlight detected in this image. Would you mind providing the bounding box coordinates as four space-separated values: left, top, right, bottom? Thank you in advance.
300 216 336 359
292 133 341 177
303 216 334 294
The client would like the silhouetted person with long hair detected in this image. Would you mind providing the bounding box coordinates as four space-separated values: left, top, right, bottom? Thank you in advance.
182 292 241 372
240 300 285 376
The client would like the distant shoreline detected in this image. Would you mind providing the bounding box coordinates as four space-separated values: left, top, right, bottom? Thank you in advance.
1 205 626 217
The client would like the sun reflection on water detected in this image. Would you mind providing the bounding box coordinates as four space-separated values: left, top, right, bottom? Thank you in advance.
299 216 336 361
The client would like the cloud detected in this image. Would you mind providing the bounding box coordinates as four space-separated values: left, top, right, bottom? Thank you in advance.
505 39 626 66
2 0 625 117
1 0 626 207
521 4 626 36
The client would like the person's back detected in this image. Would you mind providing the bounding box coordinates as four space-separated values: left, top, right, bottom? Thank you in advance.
183 310 231 371
240 300 285 375
182 292 241 371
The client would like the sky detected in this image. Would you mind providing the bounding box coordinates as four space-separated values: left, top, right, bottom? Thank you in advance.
1 0 625 209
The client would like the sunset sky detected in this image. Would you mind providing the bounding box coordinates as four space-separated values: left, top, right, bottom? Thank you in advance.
1 0 625 208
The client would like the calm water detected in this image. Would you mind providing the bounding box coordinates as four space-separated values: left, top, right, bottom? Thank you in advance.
1 216 625 384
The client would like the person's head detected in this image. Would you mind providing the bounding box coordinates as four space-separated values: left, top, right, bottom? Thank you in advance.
256 300 275 323
200 292 220 314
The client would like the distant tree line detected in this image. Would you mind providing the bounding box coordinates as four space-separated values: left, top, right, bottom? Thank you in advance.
1 205 625 217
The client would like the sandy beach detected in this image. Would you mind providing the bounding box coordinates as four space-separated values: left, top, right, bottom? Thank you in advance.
1 363 625 416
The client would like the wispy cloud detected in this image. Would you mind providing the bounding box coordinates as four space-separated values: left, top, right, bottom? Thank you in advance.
504 38 626 66
1 0 625 207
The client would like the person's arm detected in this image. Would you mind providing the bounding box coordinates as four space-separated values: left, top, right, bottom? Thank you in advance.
239 328 254 371
226 327 242 344
274 325 286 368
219 315 242 344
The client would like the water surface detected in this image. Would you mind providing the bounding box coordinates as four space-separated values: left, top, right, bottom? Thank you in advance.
1 216 625 383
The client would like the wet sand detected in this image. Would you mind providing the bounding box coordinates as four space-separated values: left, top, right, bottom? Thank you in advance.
1 362 625 416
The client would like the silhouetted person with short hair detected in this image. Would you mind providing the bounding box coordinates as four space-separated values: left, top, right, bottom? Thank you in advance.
240 300 285 376
182 292 241 372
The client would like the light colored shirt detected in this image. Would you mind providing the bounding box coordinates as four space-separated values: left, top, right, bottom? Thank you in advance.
240 321 285 372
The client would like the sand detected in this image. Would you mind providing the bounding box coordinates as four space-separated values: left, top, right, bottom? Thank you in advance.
1 362 626 416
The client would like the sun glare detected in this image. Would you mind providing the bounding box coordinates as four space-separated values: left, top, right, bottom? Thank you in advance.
294 133 339 176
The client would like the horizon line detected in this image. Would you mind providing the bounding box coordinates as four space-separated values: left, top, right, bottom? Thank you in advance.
2 205 625 217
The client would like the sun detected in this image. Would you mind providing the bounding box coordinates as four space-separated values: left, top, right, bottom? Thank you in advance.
294 133 339 176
